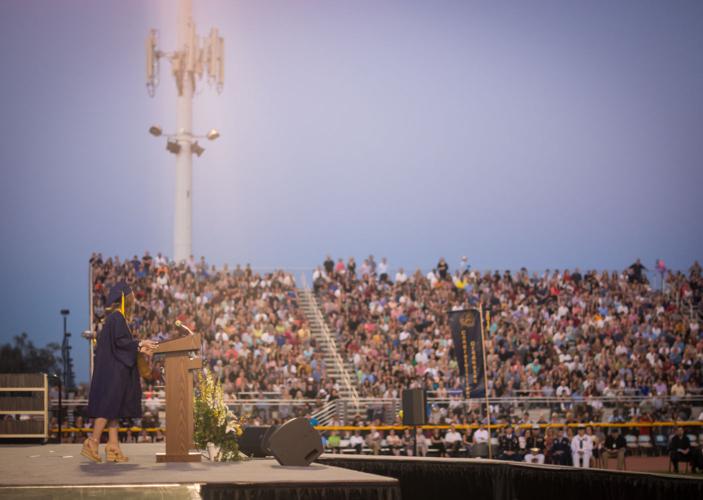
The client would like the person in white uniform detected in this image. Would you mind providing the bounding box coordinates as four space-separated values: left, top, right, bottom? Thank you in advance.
571 426 593 468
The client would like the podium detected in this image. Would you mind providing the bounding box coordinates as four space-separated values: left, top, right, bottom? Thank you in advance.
153 333 202 462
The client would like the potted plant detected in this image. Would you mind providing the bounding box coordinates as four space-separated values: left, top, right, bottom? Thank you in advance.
193 368 243 461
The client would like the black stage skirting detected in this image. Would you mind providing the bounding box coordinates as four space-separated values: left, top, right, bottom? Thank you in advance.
202 483 400 500
317 455 703 500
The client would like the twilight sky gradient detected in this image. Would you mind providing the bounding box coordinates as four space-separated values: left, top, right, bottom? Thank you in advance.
0 0 701 383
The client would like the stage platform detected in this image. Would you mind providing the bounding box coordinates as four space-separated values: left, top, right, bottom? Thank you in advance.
318 454 703 500
0 444 399 499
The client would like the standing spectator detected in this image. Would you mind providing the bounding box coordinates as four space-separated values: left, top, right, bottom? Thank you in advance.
459 256 469 274
378 257 389 283
628 258 647 284
571 426 593 468
437 257 449 281
602 428 626 470
323 255 334 276
395 267 408 283
347 257 357 277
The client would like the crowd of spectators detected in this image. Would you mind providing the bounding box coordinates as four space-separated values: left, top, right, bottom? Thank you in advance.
67 252 348 438
313 255 703 426
48 253 702 469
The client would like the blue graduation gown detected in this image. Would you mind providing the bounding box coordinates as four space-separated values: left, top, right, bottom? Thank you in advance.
87 311 142 419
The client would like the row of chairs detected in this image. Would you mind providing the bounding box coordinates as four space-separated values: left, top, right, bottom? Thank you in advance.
624 433 703 456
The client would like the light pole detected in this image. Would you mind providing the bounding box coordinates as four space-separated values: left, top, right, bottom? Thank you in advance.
146 0 225 263
60 309 75 394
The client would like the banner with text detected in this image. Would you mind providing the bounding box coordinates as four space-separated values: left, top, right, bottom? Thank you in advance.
448 308 486 398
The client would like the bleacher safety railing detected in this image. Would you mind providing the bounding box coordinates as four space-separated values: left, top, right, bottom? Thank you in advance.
48 394 703 434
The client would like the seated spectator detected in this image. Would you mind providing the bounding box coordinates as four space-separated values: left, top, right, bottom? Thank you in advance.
416 429 429 457
602 428 626 470
571 426 593 468
430 429 447 457
366 427 382 455
386 429 402 456
550 428 571 466
327 430 341 453
473 423 489 445
349 430 365 454
444 424 463 457
669 426 692 473
402 429 415 456
498 426 520 461
524 428 545 464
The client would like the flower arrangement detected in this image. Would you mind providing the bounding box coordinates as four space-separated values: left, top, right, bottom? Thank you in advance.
193 368 243 461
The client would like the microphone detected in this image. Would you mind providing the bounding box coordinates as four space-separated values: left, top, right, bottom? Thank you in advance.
175 320 195 335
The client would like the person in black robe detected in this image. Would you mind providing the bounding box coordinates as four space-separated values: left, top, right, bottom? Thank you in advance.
81 282 157 463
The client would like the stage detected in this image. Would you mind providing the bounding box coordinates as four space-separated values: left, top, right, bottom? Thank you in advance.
0 443 399 499
3 445 702 500
319 454 703 500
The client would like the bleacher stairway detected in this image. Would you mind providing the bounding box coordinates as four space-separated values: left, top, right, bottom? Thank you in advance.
298 288 361 423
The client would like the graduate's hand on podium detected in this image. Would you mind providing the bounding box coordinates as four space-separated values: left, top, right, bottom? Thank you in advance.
139 339 158 354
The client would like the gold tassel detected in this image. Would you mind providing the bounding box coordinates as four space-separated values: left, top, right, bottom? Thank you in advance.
120 292 125 316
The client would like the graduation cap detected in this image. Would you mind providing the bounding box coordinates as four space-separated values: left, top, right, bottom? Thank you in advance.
106 281 133 306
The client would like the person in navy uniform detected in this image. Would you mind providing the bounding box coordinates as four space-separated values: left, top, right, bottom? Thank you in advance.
81 282 157 463
550 428 571 465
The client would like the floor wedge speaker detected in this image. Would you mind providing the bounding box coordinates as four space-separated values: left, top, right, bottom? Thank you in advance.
268 417 323 466
240 425 278 458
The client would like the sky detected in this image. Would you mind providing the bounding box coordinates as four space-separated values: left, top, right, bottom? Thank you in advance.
0 0 701 383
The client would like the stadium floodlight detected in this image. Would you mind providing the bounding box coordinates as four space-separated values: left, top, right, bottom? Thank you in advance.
149 125 163 137
191 141 205 157
166 140 181 154
146 0 224 263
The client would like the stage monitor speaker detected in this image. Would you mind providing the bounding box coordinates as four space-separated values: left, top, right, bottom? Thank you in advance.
239 425 278 458
402 388 426 426
268 417 323 466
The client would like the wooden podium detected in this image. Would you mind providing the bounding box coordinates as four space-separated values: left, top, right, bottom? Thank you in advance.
153 333 202 462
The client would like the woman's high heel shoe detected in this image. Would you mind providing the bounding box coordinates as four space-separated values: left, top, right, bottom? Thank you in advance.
81 438 101 463
105 445 129 462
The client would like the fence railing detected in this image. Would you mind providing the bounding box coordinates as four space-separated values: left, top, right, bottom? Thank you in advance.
48 394 703 425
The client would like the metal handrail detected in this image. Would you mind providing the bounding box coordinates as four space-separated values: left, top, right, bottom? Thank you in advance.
300 288 360 409
48 394 703 409
310 400 339 425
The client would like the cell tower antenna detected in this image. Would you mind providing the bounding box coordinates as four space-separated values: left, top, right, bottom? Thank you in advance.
146 0 224 263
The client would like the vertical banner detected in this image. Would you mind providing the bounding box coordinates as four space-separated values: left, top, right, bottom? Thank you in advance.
448 308 486 397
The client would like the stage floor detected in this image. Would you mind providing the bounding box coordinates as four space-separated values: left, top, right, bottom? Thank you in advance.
0 444 398 499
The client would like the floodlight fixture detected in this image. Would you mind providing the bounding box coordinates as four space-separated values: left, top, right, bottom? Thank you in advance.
192 141 205 157
166 140 181 154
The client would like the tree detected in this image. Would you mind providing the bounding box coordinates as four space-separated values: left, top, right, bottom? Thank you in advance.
0 332 61 375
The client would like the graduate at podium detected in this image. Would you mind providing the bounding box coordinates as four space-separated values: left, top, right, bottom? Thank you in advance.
82 282 157 463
